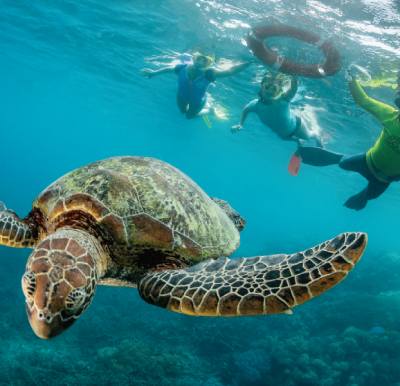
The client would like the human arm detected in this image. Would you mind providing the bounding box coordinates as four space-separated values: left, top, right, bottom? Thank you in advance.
231 100 257 132
213 61 252 79
348 78 396 121
283 76 298 101
141 66 175 78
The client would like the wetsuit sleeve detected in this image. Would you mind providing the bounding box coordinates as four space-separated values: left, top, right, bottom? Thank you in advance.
239 99 258 126
349 79 396 121
244 99 258 112
205 69 216 82
174 64 186 74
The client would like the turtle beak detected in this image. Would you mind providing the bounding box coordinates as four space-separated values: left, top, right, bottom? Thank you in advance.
26 305 74 339
237 217 246 231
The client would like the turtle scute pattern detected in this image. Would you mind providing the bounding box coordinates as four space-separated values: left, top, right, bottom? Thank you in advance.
138 232 367 316
34 157 239 260
0 210 36 248
25 229 98 323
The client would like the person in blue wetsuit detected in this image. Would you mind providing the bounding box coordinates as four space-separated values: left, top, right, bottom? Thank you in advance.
232 72 323 146
142 53 251 119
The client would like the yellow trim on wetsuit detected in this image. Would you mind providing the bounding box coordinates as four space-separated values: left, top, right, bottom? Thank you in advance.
349 79 400 182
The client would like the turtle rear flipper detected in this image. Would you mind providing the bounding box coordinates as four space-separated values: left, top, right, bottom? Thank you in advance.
138 232 367 316
0 207 38 248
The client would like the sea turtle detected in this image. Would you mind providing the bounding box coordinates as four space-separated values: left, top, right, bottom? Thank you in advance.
0 156 367 339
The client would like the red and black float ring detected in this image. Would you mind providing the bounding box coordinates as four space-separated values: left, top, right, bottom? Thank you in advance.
246 24 341 78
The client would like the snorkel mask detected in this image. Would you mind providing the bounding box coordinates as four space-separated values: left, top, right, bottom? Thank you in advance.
193 53 214 70
260 72 292 100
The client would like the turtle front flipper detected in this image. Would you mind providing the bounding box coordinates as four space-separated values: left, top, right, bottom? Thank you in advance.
0 205 39 248
138 232 367 316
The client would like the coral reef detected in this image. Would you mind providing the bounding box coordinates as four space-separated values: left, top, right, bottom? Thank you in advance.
0 250 399 385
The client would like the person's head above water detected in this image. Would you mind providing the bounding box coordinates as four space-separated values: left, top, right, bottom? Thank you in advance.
260 72 293 101
192 53 214 71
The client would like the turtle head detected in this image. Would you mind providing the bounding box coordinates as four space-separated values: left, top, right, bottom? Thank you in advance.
22 229 105 339
212 198 246 232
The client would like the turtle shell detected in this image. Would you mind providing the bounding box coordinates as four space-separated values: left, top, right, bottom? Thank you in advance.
34 157 239 263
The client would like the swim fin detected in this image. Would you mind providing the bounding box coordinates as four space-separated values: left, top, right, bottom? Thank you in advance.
288 153 302 176
297 147 343 166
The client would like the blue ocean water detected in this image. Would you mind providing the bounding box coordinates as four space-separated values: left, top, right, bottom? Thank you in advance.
0 0 399 385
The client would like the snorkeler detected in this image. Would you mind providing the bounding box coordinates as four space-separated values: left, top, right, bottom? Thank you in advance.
231 72 323 146
141 53 251 119
296 70 400 211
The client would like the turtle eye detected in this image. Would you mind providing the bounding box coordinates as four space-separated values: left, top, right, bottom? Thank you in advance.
22 271 36 299
65 288 86 311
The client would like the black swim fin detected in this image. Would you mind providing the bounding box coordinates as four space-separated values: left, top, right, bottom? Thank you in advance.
297 147 343 167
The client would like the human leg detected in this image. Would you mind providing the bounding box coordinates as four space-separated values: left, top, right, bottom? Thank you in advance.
293 117 323 147
186 100 206 119
176 95 188 114
338 153 371 180
344 180 389 210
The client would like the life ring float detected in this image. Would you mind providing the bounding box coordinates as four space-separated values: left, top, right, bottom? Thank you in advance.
246 25 341 78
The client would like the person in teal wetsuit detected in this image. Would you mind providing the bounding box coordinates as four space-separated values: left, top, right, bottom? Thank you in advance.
231 72 323 146
142 53 251 119
297 71 400 210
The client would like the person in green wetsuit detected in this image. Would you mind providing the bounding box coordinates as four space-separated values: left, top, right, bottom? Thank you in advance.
297 71 400 210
